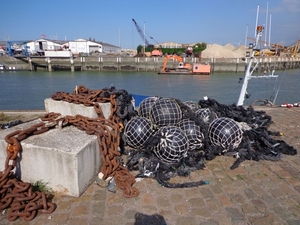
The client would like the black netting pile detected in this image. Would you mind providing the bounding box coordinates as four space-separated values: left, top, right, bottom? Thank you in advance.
122 95 297 188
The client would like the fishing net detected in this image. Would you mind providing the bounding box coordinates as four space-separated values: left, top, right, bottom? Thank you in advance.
153 126 189 163
183 101 201 112
125 95 297 188
124 117 154 149
138 96 160 118
149 98 182 127
178 119 204 150
195 108 218 124
208 117 243 149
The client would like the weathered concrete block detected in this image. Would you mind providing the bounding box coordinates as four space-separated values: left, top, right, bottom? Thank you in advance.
0 120 100 197
44 98 111 119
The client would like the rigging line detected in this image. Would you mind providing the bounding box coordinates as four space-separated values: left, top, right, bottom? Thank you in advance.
269 75 278 102
272 67 287 105
266 60 279 103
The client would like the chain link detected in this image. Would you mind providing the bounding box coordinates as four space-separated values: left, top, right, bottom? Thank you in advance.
1 124 56 221
1 86 138 221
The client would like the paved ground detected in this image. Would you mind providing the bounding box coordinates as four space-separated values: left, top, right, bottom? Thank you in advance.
1 107 300 225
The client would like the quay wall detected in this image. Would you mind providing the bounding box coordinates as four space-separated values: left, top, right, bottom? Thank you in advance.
1 55 300 73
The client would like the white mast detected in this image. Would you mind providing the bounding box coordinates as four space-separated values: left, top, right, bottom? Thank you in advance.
268 14 272 46
255 4 259 36
119 28 121 47
144 22 146 53
237 5 278 106
237 24 278 106
237 27 262 106
265 2 269 46
244 24 249 47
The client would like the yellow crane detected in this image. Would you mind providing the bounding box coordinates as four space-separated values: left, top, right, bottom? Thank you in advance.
291 40 299 57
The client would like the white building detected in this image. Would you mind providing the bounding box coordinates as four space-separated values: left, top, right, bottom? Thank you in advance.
9 38 121 56
68 38 102 55
26 39 64 55
68 38 121 55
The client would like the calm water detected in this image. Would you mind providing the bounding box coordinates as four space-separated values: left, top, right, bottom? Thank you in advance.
0 69 299 110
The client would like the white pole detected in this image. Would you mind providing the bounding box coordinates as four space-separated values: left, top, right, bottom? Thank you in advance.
237 27 262 106
265 2 269 46
144 22 146 53
268 14 272 46
245 24 248 46
119 28 121 47
255 4 259 37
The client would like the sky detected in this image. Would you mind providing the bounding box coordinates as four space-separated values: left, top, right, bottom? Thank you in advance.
1 0 300 49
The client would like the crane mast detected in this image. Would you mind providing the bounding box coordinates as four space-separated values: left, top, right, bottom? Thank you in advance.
132 19 153 47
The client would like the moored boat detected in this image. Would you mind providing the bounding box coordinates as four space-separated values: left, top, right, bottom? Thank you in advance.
158 55 211 75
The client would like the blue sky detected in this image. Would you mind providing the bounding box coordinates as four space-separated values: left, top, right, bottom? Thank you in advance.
1 0 299 49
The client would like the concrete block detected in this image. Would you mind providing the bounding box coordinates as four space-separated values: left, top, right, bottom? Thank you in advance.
44 98 111 119
0 120 100 197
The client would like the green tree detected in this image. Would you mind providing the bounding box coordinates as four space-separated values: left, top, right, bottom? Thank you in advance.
137 45 143 53
193 43 207 53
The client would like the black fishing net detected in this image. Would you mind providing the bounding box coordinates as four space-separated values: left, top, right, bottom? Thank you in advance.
153 126 189 163
195 108 218 124
149 98 182 127
124 117 154 149
183 101 201 112
208 117 243 149
138 96 160 118
123 95 297 188
178 119 204 150
104 86 137 123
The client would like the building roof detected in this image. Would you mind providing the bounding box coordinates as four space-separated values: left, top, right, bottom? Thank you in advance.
2 38 120 49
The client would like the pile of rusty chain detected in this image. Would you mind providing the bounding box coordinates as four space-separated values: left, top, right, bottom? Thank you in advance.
41 112 139 198
1 86 139 221
51 85 116 119
50 86 139 198
0 122 56 221
50 86 139 197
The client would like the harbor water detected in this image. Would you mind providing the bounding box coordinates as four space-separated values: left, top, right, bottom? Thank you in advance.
0 69 299 110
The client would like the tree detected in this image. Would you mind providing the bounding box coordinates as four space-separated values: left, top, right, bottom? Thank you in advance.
193 43 207 53
137 45 143 53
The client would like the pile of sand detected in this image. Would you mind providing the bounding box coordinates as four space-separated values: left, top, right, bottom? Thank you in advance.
202 43 247 58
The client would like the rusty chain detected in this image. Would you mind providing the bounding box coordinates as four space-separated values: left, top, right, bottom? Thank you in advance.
50 87 138 198
0 123 56 221
0 86 138 221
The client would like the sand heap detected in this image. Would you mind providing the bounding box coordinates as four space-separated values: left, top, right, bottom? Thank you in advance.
202 43 247 58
